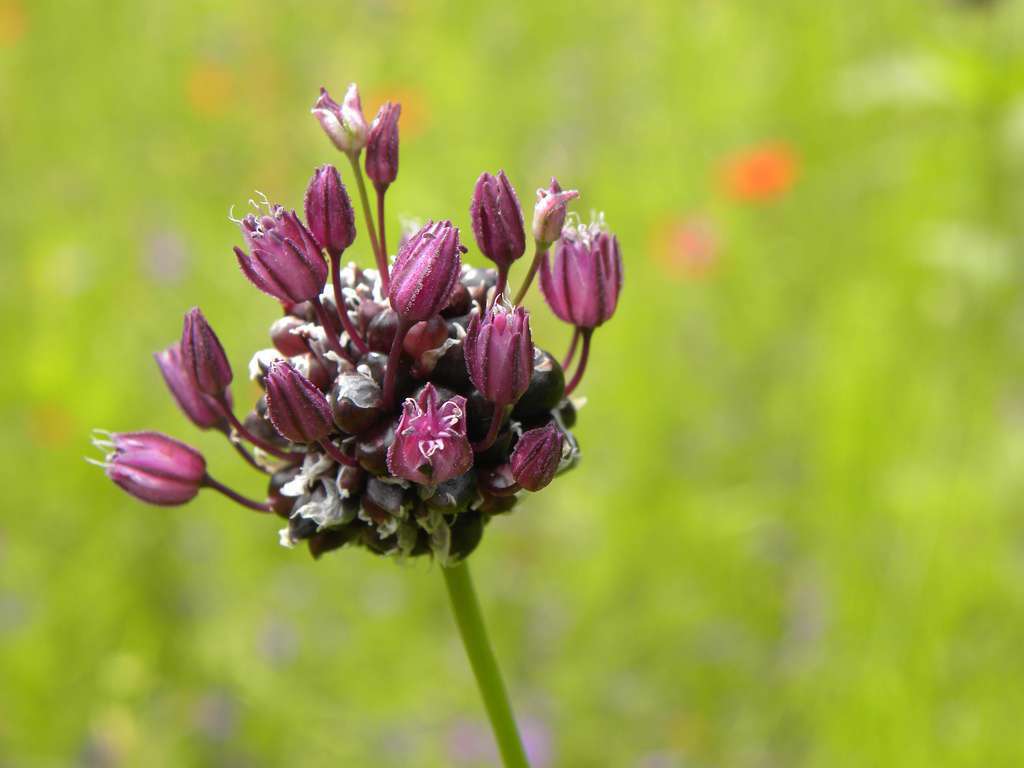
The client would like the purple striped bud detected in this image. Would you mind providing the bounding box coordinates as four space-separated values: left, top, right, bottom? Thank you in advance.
265 360 334 443
92 431 206 506
365 102 401 191
154 341 229 430
532 177 580 247
234 205 328 304
311 84 368 155
181 308 233 396
470 170 526 273
389 220 465 324
387 383 471 486
464 303 534 406
510 423 564 492
304 165 356 258
539 220 624 329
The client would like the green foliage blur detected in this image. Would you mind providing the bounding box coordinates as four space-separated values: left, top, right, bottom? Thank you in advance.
4 1 1024 765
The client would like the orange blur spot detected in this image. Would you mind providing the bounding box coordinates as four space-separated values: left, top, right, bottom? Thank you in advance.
365 84 430 139
653 216 719 279
720 141 799 202
186 61 235 117
0 1 26 46
27 403 75 448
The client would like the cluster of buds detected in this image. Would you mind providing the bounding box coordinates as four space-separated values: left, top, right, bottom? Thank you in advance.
92 83 623 564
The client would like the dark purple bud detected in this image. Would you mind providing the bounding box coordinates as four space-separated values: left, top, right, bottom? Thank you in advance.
387 383 472 486
330 373 384 434
92 430 206 506
181 307 233 396
304 165 356 257
365 101 401 190
154 342 228 430
539 222 624 329
234 206 328 304
510 423 565 492
388 220 465 324
269 315 310 357
532 177 580 247
464 303 534 406
265 360 334 443
470 170 526 273
311 84 368 155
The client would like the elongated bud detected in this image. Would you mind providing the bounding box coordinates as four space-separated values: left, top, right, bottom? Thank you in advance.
539 219 624 329
234 206 328 304
92 431 206 506
389 220 465 323
154 342 230 430
464 302 534 406
510 423 564 491
532 177 580 247
265 361 334 443
304 165 356 257
387 383 471 486
311 84 368 155
365 102 401 191
470 170 526 273
181 307 233 396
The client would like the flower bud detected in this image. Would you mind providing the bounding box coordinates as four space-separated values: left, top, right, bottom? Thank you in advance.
93 431 206 506
269 315 309 357
311 84 368 155
510 423 564 492
330 373 383 435
365 101 401 191
154 342 229 430
389 220 465 324
181 307 233 396
464 303 534 406
532 177 580 247
265 360 334 443
470 170 526 273
304 165 356 257
387 383 472 486
539 222 623 329
234 206 328 304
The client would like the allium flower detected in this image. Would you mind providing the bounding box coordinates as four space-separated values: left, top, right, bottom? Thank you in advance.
91 431 206 506
181 307 233 397
465 303 533 408
154 342 229 431
365 101 401 191
470 171 526 281
265 361 334 444
387 383 471 486
233 204 328 305
532 177 579 247
311 84 368 156
389 219 465 324
539 218 623 330
304 165 356 258
510 423 565 492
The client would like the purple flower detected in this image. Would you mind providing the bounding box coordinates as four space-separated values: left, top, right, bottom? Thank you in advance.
92 431 206 506
389 220 465 324
387 384 471 486
234 205 328 304
532 178 579 247
304 165 356 258
265 361 334 443
511 424 564 492
539 222 623 329
365 102 401 191
154 342 229 430
181 307 233 396
311 84 368 156
470 170 526 274
464 303 534 406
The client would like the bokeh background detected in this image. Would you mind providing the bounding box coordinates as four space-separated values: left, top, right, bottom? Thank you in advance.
4 1 1024 765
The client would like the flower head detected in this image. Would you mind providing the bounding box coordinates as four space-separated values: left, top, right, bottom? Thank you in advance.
464 302 534 407
539 217 623 329
365 101 401 191
92 431 206 506
470 170 526 274
311 84 368 156
304 165 356 258
532 178 579 247
389 220 465 324
387 384 471 486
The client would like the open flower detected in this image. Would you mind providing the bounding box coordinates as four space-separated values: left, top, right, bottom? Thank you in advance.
387 384 471 486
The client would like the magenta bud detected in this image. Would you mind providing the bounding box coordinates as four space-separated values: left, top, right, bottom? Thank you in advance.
93 430 206 506
365 101 401 191
532 177 580 247
181 307 233 396
510 423 564 492
470 170 526 274
234 206 328 304
539 223 624 329
389 220 465 324
464 303 534 406
154 342 229 430
304 165 356 257
387 383 472 486
311 84 368 155
265 360 334 443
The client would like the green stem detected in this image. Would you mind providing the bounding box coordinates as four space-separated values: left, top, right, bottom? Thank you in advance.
442 561 530 768
512 241 547 306
347 152 387 286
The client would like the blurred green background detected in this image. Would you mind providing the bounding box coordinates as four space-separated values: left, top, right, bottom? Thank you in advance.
4 0 1024 765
